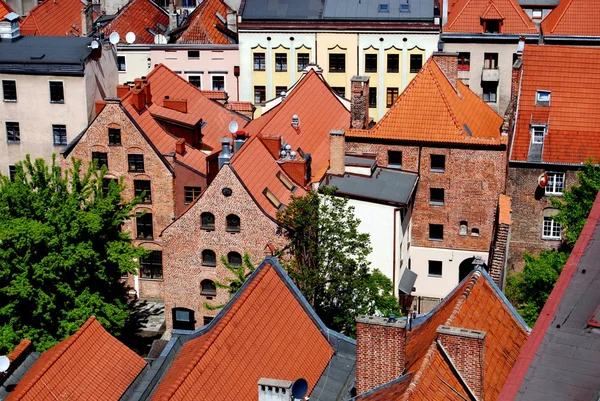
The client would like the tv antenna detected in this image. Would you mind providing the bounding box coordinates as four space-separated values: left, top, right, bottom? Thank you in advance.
125 32 136 44
109 31 120 45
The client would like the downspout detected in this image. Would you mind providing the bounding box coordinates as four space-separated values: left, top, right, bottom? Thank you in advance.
393 207 403 295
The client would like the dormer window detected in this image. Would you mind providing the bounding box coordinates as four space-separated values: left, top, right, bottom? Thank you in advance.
531 125 547 144
400 3 410 12
483 19 501 33
536 90 551 106
378 3 389 12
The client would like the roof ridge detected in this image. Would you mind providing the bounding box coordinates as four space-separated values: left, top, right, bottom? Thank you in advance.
505 0 537 31
428 61 464 136
482 0 504 20
445 0 473 30
548 0 574 34
445 270 482 326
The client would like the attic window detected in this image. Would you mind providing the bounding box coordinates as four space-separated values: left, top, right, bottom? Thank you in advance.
378 3 389 12
483 19 501 33
536 90 551 106
531 125 547 144
277 171 296 192
400 3 410 12
264 188 284 210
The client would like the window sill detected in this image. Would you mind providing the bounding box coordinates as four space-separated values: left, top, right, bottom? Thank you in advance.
139 277 164 281
542 236 561 241
254 69 265 72
201 226 215 231
459 233 467 236
545 193 563 197
429 238 444 242
275 70 288 73
226 229 241 233
430 169 445 173
6 141 21 144
428 274 443 278
387 70 399 73
388 164 402 169
50 101 65 104
53 143 67 147
136 237 154 241
201 292 217 297
201 264 217 267
108 143 122 147
429 201 444 206
329 71 346 74
365 70 377 73
3 99 17 103
129 170 146 174
409 70 420 74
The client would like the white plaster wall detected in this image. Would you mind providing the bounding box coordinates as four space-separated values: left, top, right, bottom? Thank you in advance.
84 43 118 120
116 48 151 84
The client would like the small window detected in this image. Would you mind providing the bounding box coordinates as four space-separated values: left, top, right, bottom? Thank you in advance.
536 90 551 106
52 124 67 146
471 228 480 236
388 151 402 168
49 81 64 103
276 86 287 97
429 224 444 241
117 56 126 72
329 53 346 72
189 76 201 89
428 260 443 277
369 87 377 108
172 307 195 331
430 188 445 205
92 152 108 169
201 249 216 266
332 87 346 98
254 86 266 104
275 53 287 72
542 216 561 240
128 154 145 172
226 214 240 232
378 3 389 12
254 53 266 71
484 19 501 33
297 53 309 71
365 54 377 73
212 76 225 91
387 54 399 73
182 0 196 8
482 82 497 103
2 80 16 101
8 165 16 181
188 50 200 60
410 54 423 73
102 178 117 195
134 180 152 204
430 154 445 172
545 172 564 195
386 87 399 107
227 251 242 267
483 53 498 69
459 221 468 236
184 186 202 204
203 316 214 325
277 171 296 191
264 188 282 209
400 3 410 12
201 212 215 230
532 9 542 19
140 250 163 279
200 279 217 296
136 213 153 239
6 122 20 142
531 125 546 144
458 52 470 71
108 128 121 145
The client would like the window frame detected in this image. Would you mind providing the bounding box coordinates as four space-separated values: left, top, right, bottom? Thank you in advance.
172 307 195 331
52 124 67 146
188 75 202 89
201 249 217 266
102 178 117 195
253 52 266 71
226 214 241 232
128 154 145 173
386 87 399 107
2 80 17 102
275 53 288 72
6 121 20 143
531 124 546 144
184 186 202 204
365 54 378 73
536 90 551 106
117 55 126 72
430 154 446 172
211 75 225 91
275 86 287 97
254 85 266 104
200 279 217 296
483 53 498 69
140 250 163 279
429 188 445 206
542 216 561 240
134 179 152 204
108 127 121 146
201 212 215 230
332 87 346 98
388 150 402 169
329 53 346 73
459 221 468 236
187 50 200 60
136 212 154 240
368 87 377 108
8 165 16 181
387 54 399 73
49 81 65 103
428 260 443 277
409 54 423 73
297 53 309 71
458 52 470 71
429 223 444 241
92 151 108 169
545 172 564 196
484 19 501 33
227 251 242 267
482 82 498 103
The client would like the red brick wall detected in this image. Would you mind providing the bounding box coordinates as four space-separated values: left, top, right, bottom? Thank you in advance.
162 164 287 333
174 162 206 217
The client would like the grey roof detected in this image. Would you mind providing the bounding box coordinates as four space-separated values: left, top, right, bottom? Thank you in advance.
242 0 324 20
311 338 356 401
345 155 376 170
517 0 559 5
0 352 39 399
0 36 94 76
322 168 418 205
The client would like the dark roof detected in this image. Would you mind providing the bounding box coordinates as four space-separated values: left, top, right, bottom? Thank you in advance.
499 193 600 401
322 167 418 206
517 0 559 4
311 338 357 401
242 0 323 20
0 36 93 76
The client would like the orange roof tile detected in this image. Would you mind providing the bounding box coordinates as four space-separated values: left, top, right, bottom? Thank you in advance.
541 0 600 37
347 58 506 146
20 0 97 36
499 194 512 225
150 260 335 401
201 90 228 100
0 0 15 18
100 0 169 44
443 0 538 35
6 317 146 401
176 0 233 44
226 101 255 112
510 45 600 163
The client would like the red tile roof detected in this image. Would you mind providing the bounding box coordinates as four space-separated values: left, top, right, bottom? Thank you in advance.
510 45 600 163
226 101 255 112
150 260 335 401
201 90 228 100
541 0 600 37
100 0 169 44
176 0 233 44
6 317 146 401
0 0 14 18
347 58 506 146
20 0 97 36
443 0 538 34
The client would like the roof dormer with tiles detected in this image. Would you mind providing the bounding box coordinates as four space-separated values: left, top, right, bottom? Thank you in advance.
541 0 600 42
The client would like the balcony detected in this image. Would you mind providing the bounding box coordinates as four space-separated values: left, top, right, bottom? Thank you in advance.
481 68 500 82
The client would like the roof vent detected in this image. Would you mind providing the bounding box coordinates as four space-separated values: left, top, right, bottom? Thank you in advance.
280 91 287 100
291 114 299 129
463 123 472 136
215 12 226 25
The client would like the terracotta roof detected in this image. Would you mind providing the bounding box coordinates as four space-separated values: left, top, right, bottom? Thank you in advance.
176 0 233 44
443 0 538 34
0 0 14 18
6 317 146 401
100 0 168 44
510 45 600 163
20 0 97 36
226 101 255 112
150 259 337 401
541 0 600 37
498 194 512 225
201 90 228 100
347 58 506 146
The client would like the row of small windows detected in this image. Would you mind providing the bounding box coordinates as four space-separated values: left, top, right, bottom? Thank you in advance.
5 122 68 145
2 80 64 103
428 223 480 241
364 53 422 74
254 53 310 72
385 151 446 172
201 212 240 232
201 250 242 267
92 152 145 172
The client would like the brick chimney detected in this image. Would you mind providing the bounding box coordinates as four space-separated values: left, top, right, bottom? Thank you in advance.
437 326 486 400
432 52 459 89
176 138 186 155
280 158 307 187
329 129 345 176
259 134 283 159
163 96 188 113
356 315 407 395
350 76 370 129
116 84 131 98
168 2 177 32
81 0 93 37
142 80 152 104
130 86 146 112
94 100 106 117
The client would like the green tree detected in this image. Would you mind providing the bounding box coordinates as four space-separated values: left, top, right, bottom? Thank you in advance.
277 189 400 337
0 156 145 353
551 160 600 247
204 253 256 310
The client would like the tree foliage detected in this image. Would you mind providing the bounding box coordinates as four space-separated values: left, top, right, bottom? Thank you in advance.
277 188 400 337
204 253 256 311
0 156 146 353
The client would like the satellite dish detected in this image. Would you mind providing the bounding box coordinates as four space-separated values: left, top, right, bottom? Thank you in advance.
109 31 120 45
0 356 10 373
538 172 549 188
90 40 100 49
125 32 136 44
154 34 167 44
228 120 239 134
291 378 308 400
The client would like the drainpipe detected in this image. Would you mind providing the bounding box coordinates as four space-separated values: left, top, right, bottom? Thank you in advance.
392 207 403 294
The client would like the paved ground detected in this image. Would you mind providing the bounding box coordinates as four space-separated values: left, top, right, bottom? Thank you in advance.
120 298 166 357
135 299 165 332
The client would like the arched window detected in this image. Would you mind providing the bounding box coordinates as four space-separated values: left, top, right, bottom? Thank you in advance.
228 251 242 267
201 249 216 267
471 228 480 237
201 212 215 230
226 214 241 232
459 221 468 236
200 279 217 296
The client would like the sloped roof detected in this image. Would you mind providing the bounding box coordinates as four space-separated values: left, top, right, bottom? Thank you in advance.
100 0 168 44
443 0 538 34
6 317 146 401
176 0 233 44
150 258 348 401
0 0 14 18
347 58 506 146
510 45 600 163
20 0 97 36
541 0 600 37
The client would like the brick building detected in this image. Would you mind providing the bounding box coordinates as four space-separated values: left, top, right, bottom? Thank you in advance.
506 45 600 270
345 53 508 304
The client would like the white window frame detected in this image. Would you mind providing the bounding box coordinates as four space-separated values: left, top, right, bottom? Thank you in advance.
211 75 225 91
542 216 561 240
188 75 202 89
545 172 565 196
532 9 543 19
531 124 547 144
536 90 551 105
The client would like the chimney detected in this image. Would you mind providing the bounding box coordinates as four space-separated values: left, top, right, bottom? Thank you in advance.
257 378 292 401
169 2 178 31
116 84 131 98
130 86 146 112
163 96 188 113
350 76 370 129
0 12 21 39
226 10 237 33
432 52 459 89
356 315 407 395
142 80 152 104
259 134 283 159
94 100 106 117
280 158 307 187
442 0 449 26
437 326 486 400
233 131 248 153
176 138 186 155
329 130 345 176
81 0 93 37
218 138 233 169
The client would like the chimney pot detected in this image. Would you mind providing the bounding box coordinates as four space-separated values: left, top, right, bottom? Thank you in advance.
291 114 300 129
218 138 233 170
176 138 186 155
329 130 345 176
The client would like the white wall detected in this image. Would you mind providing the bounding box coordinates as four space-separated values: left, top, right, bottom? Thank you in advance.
116 48 151 84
